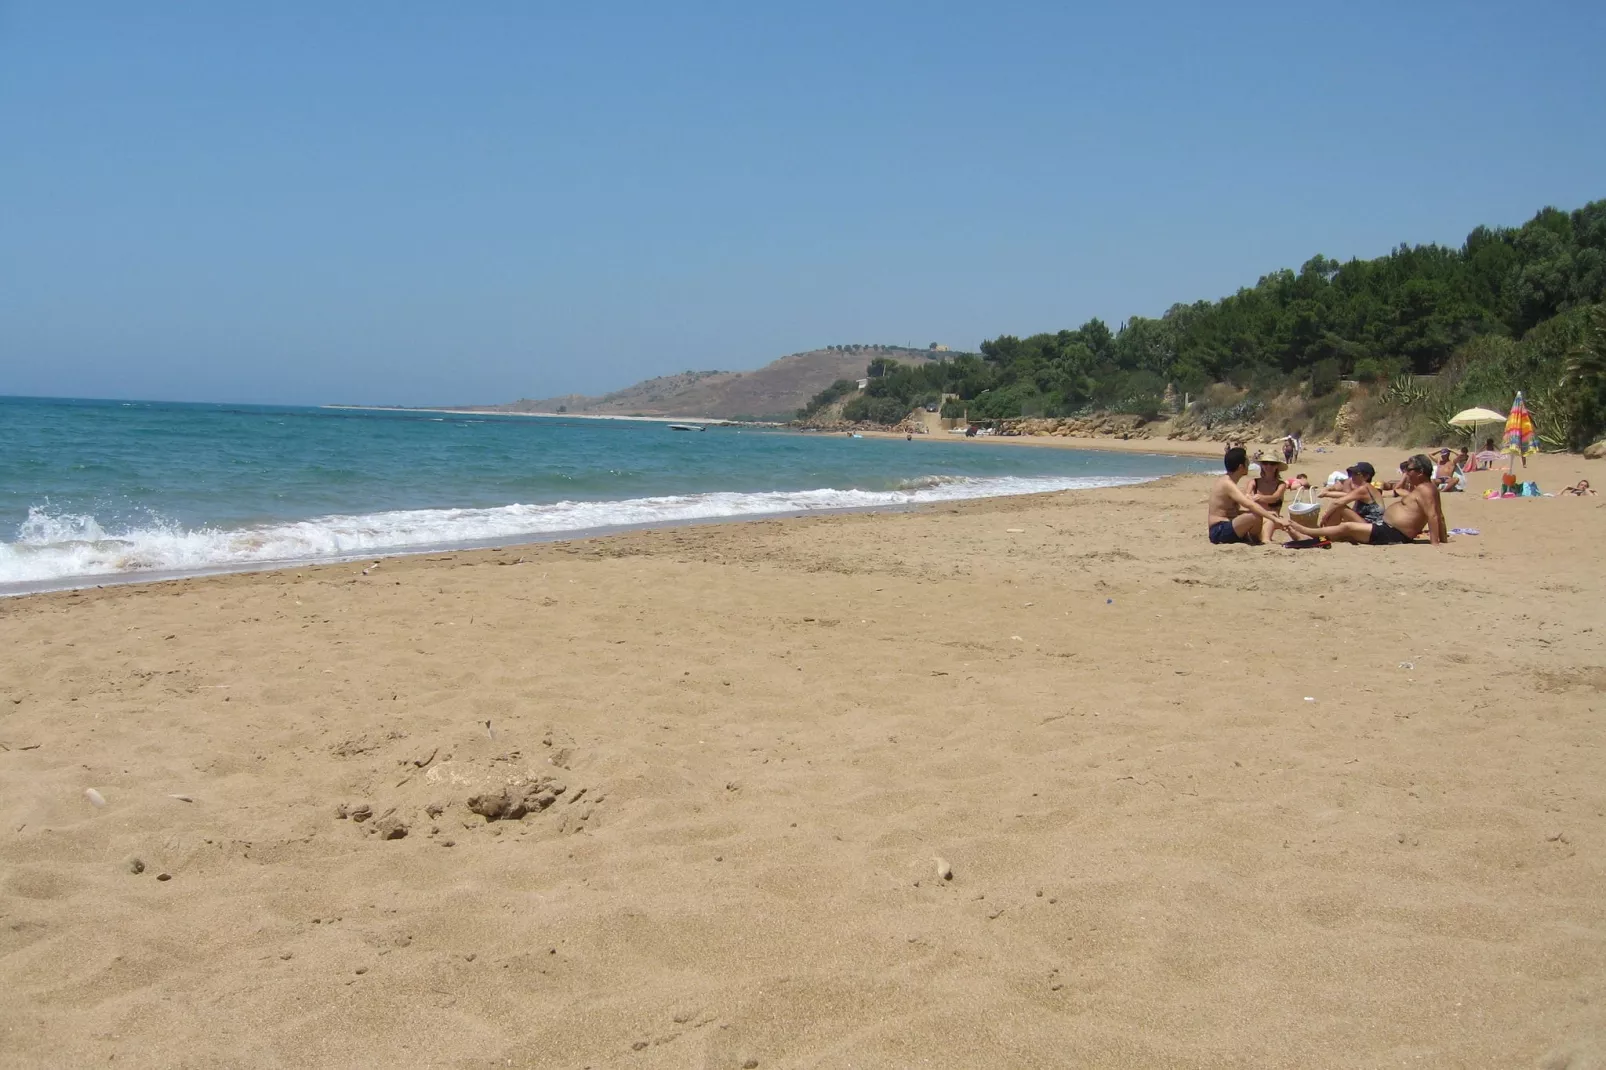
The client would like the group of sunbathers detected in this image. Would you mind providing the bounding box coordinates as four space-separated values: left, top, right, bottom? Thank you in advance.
1208 446 1447 547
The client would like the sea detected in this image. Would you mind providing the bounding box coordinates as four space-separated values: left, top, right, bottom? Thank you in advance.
0 396 1214 595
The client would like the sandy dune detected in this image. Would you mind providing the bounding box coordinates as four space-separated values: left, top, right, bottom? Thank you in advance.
2 453 1603 1068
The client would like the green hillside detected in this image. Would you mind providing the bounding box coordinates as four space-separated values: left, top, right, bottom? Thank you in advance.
822 200 1606 449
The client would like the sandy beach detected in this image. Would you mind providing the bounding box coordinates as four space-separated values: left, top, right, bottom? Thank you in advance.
2 451 1602 1069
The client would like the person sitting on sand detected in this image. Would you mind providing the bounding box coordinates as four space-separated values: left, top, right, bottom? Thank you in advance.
1287 454 1446 546
1317 462 1385 526
1382 460 1414 496
1208 447 1290 545
1562 479 1596 496
1247 454 1289 541
1433 449 1464 492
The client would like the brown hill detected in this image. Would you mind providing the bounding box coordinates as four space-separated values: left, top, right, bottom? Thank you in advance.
493 347 943 421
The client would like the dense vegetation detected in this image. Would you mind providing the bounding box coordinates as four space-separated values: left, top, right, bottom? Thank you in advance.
795 377 859 421
805 200 1606 448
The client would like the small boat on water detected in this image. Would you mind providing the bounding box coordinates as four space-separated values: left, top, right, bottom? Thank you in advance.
668 423 705 432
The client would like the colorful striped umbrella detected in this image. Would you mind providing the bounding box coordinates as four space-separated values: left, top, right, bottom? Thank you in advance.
1502 392 1538 455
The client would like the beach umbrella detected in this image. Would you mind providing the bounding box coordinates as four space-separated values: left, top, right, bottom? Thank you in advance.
1448 406 1506 449
1502 393 1538 456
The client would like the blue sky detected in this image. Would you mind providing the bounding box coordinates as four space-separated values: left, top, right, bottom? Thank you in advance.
2 1 1603 405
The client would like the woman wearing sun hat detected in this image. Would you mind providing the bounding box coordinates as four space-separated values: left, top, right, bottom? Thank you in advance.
1247 453 1289 541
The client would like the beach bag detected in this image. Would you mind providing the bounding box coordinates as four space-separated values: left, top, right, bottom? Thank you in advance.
1288 486 1321 522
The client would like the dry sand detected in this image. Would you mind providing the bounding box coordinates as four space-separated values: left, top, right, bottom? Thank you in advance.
2 452 1603 1069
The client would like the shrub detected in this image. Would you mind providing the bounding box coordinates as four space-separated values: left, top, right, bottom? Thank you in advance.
797 378 858 420
1352 356 1403 382
841 395 911 425
1310 358 1343 396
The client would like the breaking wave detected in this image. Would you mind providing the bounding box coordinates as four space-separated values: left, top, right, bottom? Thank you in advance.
1 474 1147 591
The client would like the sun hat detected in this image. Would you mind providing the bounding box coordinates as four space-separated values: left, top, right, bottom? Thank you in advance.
1346 461 1375 481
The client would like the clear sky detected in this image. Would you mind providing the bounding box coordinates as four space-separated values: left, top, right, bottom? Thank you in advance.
2 1 1603 405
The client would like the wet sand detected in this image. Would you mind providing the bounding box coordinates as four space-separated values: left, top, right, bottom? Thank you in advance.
2 453 1602 1068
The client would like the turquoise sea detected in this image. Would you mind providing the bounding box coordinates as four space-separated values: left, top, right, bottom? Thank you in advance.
0 396 1212 593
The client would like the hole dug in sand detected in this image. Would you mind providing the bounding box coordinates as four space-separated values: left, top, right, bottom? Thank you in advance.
466 778 566 821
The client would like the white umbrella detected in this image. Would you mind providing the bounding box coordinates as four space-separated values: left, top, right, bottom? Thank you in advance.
1448 407 1505 426
1448 407 1506 455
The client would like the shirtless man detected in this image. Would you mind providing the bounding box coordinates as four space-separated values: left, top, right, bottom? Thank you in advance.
1432 448 1463 492
1208 447 1290 545
1288 454 1446 546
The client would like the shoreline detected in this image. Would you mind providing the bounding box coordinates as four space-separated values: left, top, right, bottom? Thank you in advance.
0 502 925 599
324 403 1524 468
325 403 1261 459
848 426 1237 458
0 474 1181 600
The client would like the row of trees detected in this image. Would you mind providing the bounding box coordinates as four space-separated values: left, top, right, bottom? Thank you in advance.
803 199 1606 447
824 343 929 354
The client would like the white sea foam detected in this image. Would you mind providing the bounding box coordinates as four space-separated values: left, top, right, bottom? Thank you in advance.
0 475 1147 591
